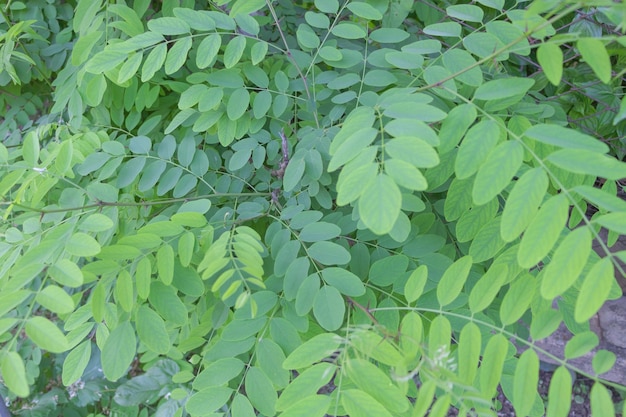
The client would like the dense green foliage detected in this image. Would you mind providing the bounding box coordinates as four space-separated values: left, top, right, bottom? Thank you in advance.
2 0 626 416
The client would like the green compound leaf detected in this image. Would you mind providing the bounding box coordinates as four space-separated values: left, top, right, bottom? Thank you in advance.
590 383 616 417
358 173 402 235
283 333 342 370
102 321 136 381
321 268 365 296
455 120 500 179
474 77 534 100
245 366 277 416
65 232 101 257
345 358 410 413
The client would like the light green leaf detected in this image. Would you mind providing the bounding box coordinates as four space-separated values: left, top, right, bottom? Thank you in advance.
524 124 609 153
423 22 461 37
85 49 127 74
341 389 393 417
49 259 84 287
245 367 277 416
513 349 539 417
22 132 39 166
369 255 409 287
227 87 250 121
517 194 569 269
472 140 523 205
36 285 75 315
308 241 350 265
157 244 175 285
404 265 428 304
578 38 611 84
193 358 244 390
537 43 563 85
328 128 378 172
313 285 345 331
474 77 534 100
283 158 305 192
358 174 401 235
590 383 615 417
437 255 473 307
446 4 484 22
224 36 246 69
547 149 626 180
345 359 409 413
299 222 341 242
479 333 507 397
186 387 233 415
499 273 536 326
458 322 481 385
501 168 549 242
102 321 136 381
384 159 428 191
251 40 268 65
55 139 73 175
592 350 616 375
564 331 599 359
575 258 614 323
547 366 572 417
117 52 143 84
347 2 383 20
279 395 331 417
384 136 439 168
332 22 367 39
276 363 336 410
164 37 192 74
2 351 29 397
541 228 591 299
322 268 365 296
283 333 342 369
593 212 626 234
442 49 482 87
468 264 507 313
147 17 190 35
573 185 626 212
136 305 170 354
296 23 320 49
71 31 103 66
26 316 69 353
197 34 222 69
62 340 91 386
455 120 500 179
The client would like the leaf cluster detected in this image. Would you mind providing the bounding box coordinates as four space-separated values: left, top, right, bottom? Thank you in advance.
1 0 626 416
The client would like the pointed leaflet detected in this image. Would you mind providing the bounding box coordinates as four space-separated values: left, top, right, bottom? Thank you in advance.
575 258 614 323
345 359 410 413
436 255 473 307
458 322 481 385
537 43 563 85
455 120 500 179
540 227 591 299
2 351 29 397
358 173 401 235
577 38 611 84
102 321 136 381
517 194 569 269
472 140 523 205
512 349 539 417
546 366 571 417
501 167 548 242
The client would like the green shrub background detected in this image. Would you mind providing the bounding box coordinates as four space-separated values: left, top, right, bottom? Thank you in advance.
1 0 626 416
